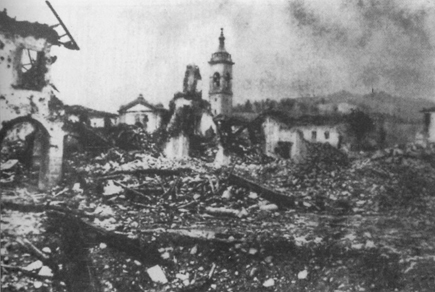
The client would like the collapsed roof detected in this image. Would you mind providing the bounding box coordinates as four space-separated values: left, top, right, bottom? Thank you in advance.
0 10 59 45
261 110 346 128
65 105 118 118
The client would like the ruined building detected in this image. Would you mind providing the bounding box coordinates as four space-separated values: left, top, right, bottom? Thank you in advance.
65 105 118 128
164 64 203 159
0 10 74 189
262 112 344 160
209 28 234 116
118 94 166 133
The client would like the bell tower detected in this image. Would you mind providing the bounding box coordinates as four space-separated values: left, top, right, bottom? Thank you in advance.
209 28 234 116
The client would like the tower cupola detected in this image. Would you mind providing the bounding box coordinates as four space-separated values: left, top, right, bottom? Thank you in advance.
209 28 234 65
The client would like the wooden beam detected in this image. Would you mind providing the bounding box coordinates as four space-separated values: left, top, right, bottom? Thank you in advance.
228 174 295 208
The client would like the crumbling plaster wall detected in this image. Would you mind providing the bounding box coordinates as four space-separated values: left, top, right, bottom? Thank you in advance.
214 143 231 166
263 117 342 161
198 112 217 136
0 31 65 190
164 134 190 159
163 98 193 159
262 117 294 156
145 112 162 132
291 130 308 163
294 125 340 147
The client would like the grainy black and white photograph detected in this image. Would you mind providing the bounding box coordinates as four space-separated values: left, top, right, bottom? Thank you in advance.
1 0 435 291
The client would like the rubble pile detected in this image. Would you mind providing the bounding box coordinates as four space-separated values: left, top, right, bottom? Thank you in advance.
1 139 26 162
227 134 272 164
63 121 112 152
233 142 435 215
105 124 163 154
188 135 219 162
370 142 435 166
1 144 435 292
0 159 25 184
64 148 214 177
303 141 349 169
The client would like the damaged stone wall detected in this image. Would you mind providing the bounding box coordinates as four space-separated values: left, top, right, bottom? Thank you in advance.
164 134 190 159
292 125 341 147
0 11 65 190
262 115 343 161
214 143 231 166
262 116 292 157
198 111 217 136
291 130 308 163
262 117 308 162
164 64 208 159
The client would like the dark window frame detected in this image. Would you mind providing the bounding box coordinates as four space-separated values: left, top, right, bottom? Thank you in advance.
213 72 221 88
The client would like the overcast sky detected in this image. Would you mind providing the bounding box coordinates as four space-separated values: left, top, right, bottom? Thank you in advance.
2 0 435 112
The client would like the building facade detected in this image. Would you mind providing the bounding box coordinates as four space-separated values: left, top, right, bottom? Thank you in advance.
209 29 234 116
0 10 71 190
118 94 165 133
262 113 343 159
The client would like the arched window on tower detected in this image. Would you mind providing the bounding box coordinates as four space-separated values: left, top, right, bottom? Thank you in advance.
224 72 231 90
213 72 220 88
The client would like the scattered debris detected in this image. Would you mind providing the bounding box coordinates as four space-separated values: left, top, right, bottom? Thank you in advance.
263 278 275 287
298 269 308 280
259 203 278 211
38 266 53 277
23 260 43 271
147 265 168 284
2 134 435 291
205 206 248 218
0 159 19 171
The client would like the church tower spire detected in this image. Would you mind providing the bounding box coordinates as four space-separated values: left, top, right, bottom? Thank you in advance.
218 28 226 51
209 28 234 116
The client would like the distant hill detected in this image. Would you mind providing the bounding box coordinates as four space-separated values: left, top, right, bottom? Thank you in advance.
299 90 435 122
234 90 435 146
236 90 435 122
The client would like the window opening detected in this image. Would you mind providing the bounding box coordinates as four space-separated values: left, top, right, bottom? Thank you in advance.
324 131 330 139
224 72 231 89
135 114 143 126
17 49 48 91
213 72 220 87
311 131 317 141
275 141 292 159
